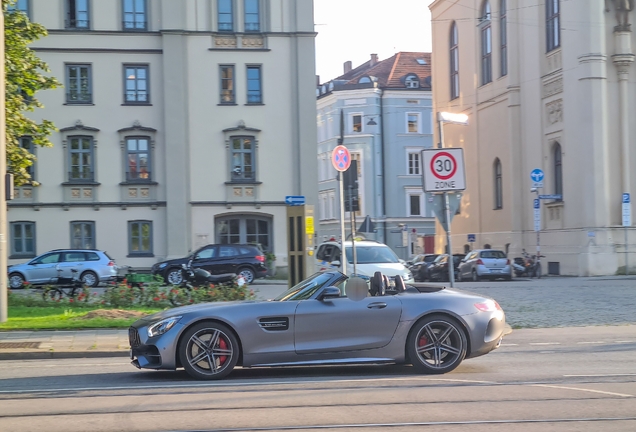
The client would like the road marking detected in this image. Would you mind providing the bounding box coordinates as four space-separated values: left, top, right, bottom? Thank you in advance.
529 342 560 345
577 341 606 344
564 373 636 378
615 340 634 343
532 384 633 398
501 343 518 346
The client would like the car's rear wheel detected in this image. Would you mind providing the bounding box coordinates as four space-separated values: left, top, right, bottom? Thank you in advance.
472 270 480 282
9 273 25 289
179 322 239 380
457 271 463 282
407 314 467 374
237 267 255 284
166 268 184 285
80 271 99 287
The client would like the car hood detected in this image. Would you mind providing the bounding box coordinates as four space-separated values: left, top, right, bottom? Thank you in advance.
136 300 265 323
347 263 409 277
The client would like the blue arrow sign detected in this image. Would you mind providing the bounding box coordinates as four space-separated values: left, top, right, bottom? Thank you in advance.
285 195 305 206
533 198 540 209
467 234 476 243
623 193 630 204
539 194 562 200
530 169 544 184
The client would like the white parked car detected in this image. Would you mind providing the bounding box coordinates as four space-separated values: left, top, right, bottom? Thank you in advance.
457 249 512 281
315 240 414 282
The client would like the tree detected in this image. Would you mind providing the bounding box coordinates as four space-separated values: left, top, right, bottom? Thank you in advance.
4 0 60 186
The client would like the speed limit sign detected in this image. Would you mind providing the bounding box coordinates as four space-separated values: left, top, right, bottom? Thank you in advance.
421 148 466 192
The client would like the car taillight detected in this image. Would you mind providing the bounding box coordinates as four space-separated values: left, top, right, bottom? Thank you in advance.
107 261 116 266
255 255 265 262
476 259 484 265
506 259 511 265
474 300 502 312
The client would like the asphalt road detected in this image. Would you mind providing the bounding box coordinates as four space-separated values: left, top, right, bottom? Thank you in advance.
0 325 634 432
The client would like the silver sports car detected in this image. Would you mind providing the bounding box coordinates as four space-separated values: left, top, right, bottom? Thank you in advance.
129 270 506 380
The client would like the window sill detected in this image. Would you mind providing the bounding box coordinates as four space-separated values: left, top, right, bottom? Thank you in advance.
127 253 154 258
64 102 95 106
120 181 158 186
545 200 564 207
245 103 264 106
225 180 262 185
62 181 101 186
10 254 35 260
218 103 238 106
121 103 152 106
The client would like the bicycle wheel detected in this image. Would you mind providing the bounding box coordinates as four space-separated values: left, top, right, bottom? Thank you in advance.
169 286 192 307
42 288 63 301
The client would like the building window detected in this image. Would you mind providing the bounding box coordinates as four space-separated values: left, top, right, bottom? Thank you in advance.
244 0 260 32
407 151 421 175
450 22 459 100
409 194 422 216
405 75 420 88
124 65 149 103
494 158 503 209
10 221 35 258
500 0 507 76
66 64 92 104
554 143 563 199
70 221 95 249
68 136 94 182
351 114 362 133
20 137 35 181
123 0 147 30
128 220 153 256
217 215 272 251
231 136 255 181
66 0 90 29
247 65 262 104
7 0 29 16
218 0 234 31
220 65 235 104
126 137 151 181
546 0 560 52
407 113 420 133
480 1 492 85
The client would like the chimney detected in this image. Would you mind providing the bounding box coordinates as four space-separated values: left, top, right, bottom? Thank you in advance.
344 61 352 74
370 53 378 66
316 75 320 86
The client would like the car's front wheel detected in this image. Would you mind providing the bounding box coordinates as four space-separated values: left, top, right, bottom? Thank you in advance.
407 314 467 374
179 322 239 380
166 268 184 285
9 273 25 289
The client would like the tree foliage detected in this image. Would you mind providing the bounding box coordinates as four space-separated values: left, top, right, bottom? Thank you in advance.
4 0 60 186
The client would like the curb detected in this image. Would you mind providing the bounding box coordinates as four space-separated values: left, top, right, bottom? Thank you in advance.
0 350 130 361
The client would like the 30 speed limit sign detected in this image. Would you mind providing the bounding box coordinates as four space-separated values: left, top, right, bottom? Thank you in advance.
421 148 466 192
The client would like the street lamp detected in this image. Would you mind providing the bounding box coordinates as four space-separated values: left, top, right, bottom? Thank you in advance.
437 111 469 287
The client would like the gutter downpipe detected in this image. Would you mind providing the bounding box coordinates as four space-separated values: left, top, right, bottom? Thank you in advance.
379 89 387 244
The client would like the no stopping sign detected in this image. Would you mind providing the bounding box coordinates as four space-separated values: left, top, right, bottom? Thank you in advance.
422 148 466 192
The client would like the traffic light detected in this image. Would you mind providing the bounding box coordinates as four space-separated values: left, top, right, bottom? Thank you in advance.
343 160 359 212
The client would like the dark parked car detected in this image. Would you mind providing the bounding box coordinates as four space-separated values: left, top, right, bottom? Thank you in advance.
151 244 267 285
427 254 466 282
407 254 439 282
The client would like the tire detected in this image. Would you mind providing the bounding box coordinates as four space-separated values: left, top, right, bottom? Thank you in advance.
166 268 184 285
9 273 25 289
457 271 463 282
407 314 467 374
237 267 255 284
80 271 99 287
179 321 239 380
472 270 480 282
42 287 62 301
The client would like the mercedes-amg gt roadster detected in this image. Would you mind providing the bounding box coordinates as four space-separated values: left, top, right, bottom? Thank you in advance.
128 270 506 380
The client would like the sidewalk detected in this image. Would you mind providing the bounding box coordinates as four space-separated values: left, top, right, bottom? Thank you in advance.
0 281 289 361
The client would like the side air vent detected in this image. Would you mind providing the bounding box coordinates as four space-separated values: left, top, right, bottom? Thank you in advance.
258 317 289 331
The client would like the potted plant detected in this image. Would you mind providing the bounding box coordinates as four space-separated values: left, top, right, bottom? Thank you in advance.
265 252 276 276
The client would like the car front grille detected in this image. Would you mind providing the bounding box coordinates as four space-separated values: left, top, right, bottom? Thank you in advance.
129 327 141 348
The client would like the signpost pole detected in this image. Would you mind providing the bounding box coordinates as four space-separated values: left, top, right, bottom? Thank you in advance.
339 173 346 276
350 190 357 276
437 118 455 287
623 193 631 275
332 144 351 276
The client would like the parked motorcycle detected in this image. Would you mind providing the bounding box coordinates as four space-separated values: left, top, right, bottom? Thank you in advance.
179 259 236 288
513 251 545 278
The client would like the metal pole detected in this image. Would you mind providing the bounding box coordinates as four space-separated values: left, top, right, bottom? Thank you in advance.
534 190 541 278
0 15 7 323
437 116 455 287
626 226 629 275
350 192 357 276
339 172 346 276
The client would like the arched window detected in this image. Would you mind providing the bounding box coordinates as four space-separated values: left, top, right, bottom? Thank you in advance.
450 22 459 99
554 143 563 199
546 0 560 52
480 1 492 85
500 0 507 76
405 74 420 88
494 158 503 209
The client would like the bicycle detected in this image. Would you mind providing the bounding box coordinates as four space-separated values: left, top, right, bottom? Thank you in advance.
42 266 85 301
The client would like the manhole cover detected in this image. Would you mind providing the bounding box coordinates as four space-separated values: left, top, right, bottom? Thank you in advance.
0 342 41 349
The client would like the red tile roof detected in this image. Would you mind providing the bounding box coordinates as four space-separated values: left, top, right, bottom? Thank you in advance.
334 52 432 89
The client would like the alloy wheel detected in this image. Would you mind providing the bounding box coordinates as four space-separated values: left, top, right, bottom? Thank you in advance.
180 323 239 380
167 269 183 285
408 316 466 374
81 271 98 287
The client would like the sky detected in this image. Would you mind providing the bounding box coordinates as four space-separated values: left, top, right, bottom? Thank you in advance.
313 0 433 83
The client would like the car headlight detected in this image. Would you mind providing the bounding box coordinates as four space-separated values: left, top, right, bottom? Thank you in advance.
158 263 168 270
147 316 182 338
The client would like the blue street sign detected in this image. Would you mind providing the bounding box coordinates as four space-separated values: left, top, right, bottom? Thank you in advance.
533 198 540 209
539 194 562 200
468 234 476 243
285 195 305 206
623 193 630 204
530 169 544 183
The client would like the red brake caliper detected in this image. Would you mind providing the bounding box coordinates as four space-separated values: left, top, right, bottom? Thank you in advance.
418 336 428 348
218 337 228 365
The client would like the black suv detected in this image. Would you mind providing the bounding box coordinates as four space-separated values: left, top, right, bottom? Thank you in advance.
151 244 267 285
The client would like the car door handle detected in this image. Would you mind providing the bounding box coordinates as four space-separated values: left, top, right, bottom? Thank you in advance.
367 302 387 309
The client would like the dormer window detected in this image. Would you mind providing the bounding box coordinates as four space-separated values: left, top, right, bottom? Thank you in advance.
416 58 427 65
405 75 420 88
358 76 372 84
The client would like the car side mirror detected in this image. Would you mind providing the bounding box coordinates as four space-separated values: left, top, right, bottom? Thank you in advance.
331 260 341 267
317 286 341 301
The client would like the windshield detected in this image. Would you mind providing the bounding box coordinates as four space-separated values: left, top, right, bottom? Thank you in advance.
273 272 345 301
344 245 399 264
